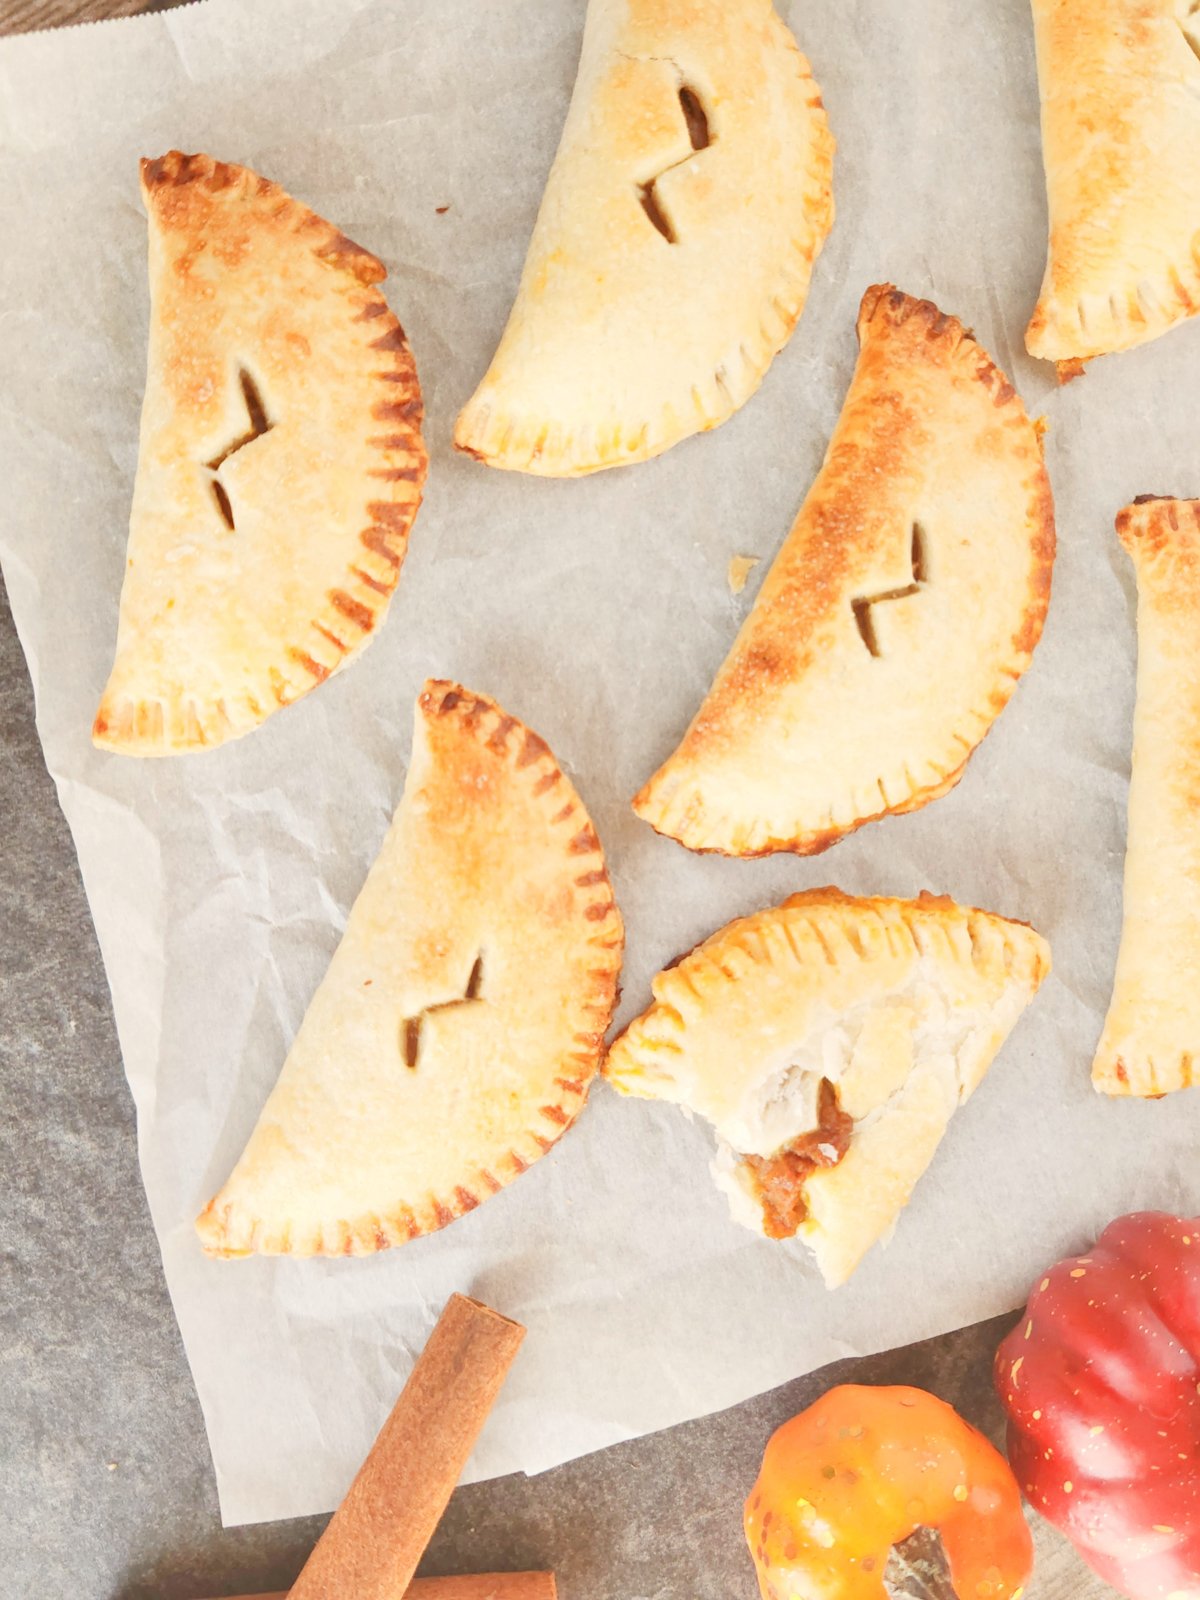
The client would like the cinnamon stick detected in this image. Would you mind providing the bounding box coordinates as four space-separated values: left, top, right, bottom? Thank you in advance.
287 1293 526 1600
208 1574 556 1600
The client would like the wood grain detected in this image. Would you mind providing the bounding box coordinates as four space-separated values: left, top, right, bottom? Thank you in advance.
0 0 178 39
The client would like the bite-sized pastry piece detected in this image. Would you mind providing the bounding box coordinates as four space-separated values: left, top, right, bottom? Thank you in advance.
604 889 1050 1287
634 286 1055 856
454 0 834 476
1093 498 1200 1096
196 681 623 1257
1027 0 1200 373
94 151 426 755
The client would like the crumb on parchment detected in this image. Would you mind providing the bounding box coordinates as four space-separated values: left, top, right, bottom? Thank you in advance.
728 555 761 595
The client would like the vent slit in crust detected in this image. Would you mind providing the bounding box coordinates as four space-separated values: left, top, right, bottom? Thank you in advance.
638 179 677 243
678 84 711 150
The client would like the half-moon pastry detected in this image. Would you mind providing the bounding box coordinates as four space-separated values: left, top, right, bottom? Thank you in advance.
633 286 1055 856
454 0 834 476
197 681 623 1257
1094 498 1200 1096
1027 0 1200 372
604 889 1051 1287
94 152 426 755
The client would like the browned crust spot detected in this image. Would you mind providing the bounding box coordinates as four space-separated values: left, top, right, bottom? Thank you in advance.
330 589 375 632
316 227 387 285
368 500 420 531
351 564 391 596
313 623 348 654
1117 495 1200 562
360 526 406 568
518 731 552 768
371 325 413 354
290 649 330 683
372 397 422 424
487 715 518 752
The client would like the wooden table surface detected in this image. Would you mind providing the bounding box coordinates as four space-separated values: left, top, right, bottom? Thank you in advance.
0 1 1130 1597
0 0 167 34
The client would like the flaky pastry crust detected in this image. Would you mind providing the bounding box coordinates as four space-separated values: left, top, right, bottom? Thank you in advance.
605 889 1050 1286
1094 498 1200 1096
94 152 427 754
1027 0 1200 370
196 681 623 1257
454 0 834 475
633 286 1055 856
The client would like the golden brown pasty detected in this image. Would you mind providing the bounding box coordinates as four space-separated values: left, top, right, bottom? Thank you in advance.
604 889 1051 1287
197 681 623 1257
633 286 1055 856
1094 498 1200 1095
1027 0 1200 371
94 152 426 754
454 0 834 475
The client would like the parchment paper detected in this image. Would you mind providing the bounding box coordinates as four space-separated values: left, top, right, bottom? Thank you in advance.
3 0 1199 1530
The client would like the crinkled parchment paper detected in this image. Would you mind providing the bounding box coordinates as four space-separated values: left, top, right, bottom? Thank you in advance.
4 0 1200 1528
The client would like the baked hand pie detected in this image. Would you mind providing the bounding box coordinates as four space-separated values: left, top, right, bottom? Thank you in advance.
93 152 427 755
196 681 623 1257
453 0 834 476
604 889 1050 1287
633 286 1055 856
1093 499 1200 1096
1027 0 1200 373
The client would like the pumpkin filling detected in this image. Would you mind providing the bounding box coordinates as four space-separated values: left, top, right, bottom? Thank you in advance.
740 1079 853 1239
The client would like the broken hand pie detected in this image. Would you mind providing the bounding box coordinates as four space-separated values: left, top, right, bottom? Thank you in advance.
604 890 1050 1287
1094 499 1200 1097
1027 0 1200 372
634 286 1055 856
196 681 623 1257
454 0 834 475
94 152 426 755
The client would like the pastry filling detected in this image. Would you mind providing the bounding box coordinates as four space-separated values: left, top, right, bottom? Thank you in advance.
740 1079 853 1239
